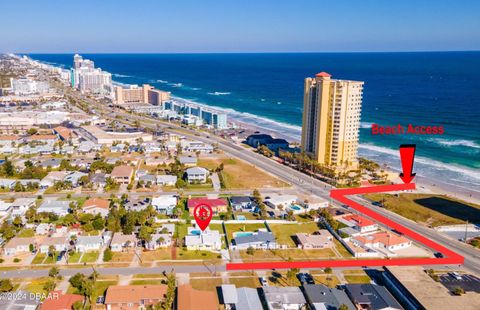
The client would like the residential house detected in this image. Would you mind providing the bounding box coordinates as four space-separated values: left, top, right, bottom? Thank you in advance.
344 284 403 310
145 233 171 250
39 291 84 310
185 227 222 251
0 178 16 190
187 197 228 215
110 233 137 252
64 171 88 187
179 156 197 167
351 232 412 252
229 196 254 212
151 195 177 215
25 134 57 145
221 284 238 310
90 173 107 188
157 224 175 236
39 237 68 254
296 230 333 249
181 140 214 153
0 200 12 217
185 166 209 183
40 171 68 188
262 286 307 310
10 197 36 217
302 284 356 310
104 285 167 310
36 223 52 235
265 194 298 211
235 287 263 310
82 198 110 218
76 235 103 252
340 214 379 233
53 126 78 143
144 156 173 166
110 165 134 185
37 200 71 217
39 158 62 169
3 237 35 256
177 285 218 310
232 230 277 250
156 174 177 186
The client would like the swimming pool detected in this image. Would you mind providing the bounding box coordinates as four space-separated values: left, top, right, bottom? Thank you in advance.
234 232 253 238
190 229 201 235
290 205 302 211
237 215 247 221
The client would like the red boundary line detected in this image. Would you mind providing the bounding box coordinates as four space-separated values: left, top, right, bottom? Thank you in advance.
226 183 464 270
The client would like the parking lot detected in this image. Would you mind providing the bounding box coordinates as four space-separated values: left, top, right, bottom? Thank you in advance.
440 273 480 293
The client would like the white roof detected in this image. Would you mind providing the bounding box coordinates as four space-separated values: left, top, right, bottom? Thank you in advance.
152 195 177 207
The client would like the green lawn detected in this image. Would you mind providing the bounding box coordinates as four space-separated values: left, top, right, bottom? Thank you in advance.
43 255 55 264
177 249 222 260
69 280 116 301
25 277 51 294
240 248 336 261
32 253 46 264
364 193 480 227
269 223 319 247
190 278 223 291
17 228 35 238
228 276 259 288
81 252 99 263
345 275 372 284
67 252 82 263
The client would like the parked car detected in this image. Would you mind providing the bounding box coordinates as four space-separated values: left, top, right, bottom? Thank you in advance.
449 272 462 280
260 277 268 286
434 252 444 258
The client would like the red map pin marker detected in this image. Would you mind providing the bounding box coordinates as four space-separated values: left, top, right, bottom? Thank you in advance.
193 204 213 231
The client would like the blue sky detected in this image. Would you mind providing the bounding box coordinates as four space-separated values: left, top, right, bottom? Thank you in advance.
1 0 479 53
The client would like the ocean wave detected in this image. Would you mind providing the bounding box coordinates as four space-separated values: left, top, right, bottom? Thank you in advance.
169 83 183 87
207 91 231 96
113 73 131 78
156 79 169 84
360 122 373 129
359 143 480 182
428 138 480 149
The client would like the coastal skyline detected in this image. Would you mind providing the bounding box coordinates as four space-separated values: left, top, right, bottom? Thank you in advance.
2 1 480 53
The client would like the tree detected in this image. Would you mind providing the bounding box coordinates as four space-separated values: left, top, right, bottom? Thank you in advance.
48 245 56 258
286 268 299 285
0 279 13 292
2 158 15 177
324 267 332 274
453 286 465 295
92 217 105 230
72 300 83 310
246 246 255 256
103 248 113 262
43 279 56 292
49 267 60 278
339 304 349 310
139 225 152 243
27 128 38 135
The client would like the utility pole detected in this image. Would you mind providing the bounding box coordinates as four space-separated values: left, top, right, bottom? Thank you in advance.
464 220 469 244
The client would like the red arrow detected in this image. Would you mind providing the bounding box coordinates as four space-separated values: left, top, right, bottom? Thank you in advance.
399 144 416 184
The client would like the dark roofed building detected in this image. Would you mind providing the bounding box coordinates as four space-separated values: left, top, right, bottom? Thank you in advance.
232 230 276 250
229 196 254 211
303 284 355 310
246 134 289 154
344 284 403 310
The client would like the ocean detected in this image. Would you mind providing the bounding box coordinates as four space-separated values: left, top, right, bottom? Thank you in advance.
27 52 480 193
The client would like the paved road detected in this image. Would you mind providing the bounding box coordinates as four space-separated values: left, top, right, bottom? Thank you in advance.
0 264 226 279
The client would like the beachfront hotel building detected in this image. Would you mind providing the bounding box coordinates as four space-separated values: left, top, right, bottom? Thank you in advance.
301 72 363 168
72 54 112 97
114 84 170 106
